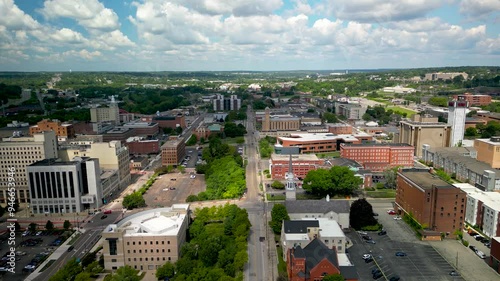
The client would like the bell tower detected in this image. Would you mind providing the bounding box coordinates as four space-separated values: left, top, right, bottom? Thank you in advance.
285 154 296 201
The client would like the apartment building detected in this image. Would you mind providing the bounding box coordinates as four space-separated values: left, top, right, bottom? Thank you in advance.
474 137 500 168
277 132 373 154
27 158 102 214
340 143 414 172
213 94 241 111
335 102 366 120
424 72 468 81
269 153 322 179
453 93 492 106
29 119 75 141
0 131 58 204
102 204 189 281
161 138 186 166
395 169 466 238
454 183 500 238
399 114 451 157
422 145 500 191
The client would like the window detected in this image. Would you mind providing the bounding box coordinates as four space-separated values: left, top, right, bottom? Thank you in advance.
109 240 117 256
111 259 117 262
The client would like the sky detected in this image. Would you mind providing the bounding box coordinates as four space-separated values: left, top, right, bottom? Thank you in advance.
0 0 499 72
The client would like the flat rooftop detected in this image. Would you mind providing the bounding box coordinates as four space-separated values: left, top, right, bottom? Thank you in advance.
271 154 319 161
454 183 500 212
474 138 500 146
279 132 371 142
312 218 345 237
398 169 453 189
104 204 189 236
341 143 412 148
29 158 77 166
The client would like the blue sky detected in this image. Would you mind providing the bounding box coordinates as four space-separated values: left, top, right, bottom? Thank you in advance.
0 0 499 71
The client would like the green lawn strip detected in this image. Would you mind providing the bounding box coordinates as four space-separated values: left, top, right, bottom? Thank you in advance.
39 259 56 272
67 232 81 245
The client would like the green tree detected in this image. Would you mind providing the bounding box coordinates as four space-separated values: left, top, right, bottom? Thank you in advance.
74 272 91 281
156 262 175 280
84 261 103 277
303 166 362 197
106 265 141 281
383 167 399 189
428 96 449 107
29 222 37 232
122 191 146 209
349 199 378 230
63 220 72 230
271 180 285 189
323 274 344 281
271 204 290 234
186 134 198 146
465 127 478 138
323 112 339 123
49 258 83 281
45 220 54 231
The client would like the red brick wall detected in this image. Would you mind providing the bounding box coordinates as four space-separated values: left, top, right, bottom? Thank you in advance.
126 140 160 155
308 259 341 280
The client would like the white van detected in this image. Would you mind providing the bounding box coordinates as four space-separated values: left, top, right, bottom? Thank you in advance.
475 250 486 259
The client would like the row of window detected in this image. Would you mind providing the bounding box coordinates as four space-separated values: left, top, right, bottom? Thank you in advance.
127 240 170 246
128 248 170 254
126 256 171 263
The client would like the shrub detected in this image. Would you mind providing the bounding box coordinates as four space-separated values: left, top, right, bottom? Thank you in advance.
462 240 469 247
361 224 383 231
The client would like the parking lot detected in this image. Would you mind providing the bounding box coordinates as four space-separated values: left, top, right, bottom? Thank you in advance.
0 230 71 281
143 171 206 207
346 201 468 281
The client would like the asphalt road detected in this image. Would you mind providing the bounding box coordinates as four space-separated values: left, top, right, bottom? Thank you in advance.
242 107 270 281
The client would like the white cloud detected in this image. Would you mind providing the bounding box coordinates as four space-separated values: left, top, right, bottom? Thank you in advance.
320 0 444 22
167 0 284 16
460 0 500 20
0 0 40 30
40 0 120 30
477 36 500 54
89 30 136 50
50 28 87 44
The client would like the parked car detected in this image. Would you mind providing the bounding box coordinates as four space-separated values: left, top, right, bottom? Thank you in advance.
484 242 491 248
365 240 376 244
395 252 407 257
67 246 74 252
362 254 372 260
101 215 107 220
371 268 381 275
103 210 112 214
364 257 374 263
387 210 396 215
170 178 176 181
373 271 383 279
378 230 387 236
475 250 486 259
394 216 402 220
362 235 372 241
357 231 368 235
449 270 460 276
469 245 477 252
389 276 400 281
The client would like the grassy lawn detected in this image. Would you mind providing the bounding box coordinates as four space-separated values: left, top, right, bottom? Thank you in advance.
221 137 245 145
366 97 391 104
296 193 323 200
365 189 397 198
275 234 288 276
316 151 340 158
387 106 417 116
266 194 286 201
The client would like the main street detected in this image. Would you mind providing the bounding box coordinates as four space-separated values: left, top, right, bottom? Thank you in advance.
243 107 272 281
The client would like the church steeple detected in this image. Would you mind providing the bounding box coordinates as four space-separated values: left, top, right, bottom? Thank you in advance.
285 154 296 201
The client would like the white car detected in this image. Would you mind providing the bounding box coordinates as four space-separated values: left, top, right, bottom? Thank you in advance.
190 175 196 179
357 231 368 235
362 254 372 260
163 188 169 191
475 250 486 259
394 216 402 220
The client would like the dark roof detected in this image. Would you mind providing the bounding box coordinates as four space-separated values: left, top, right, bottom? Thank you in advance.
398 168 453 190
328 158 362 168
29 158 77 166
283 220 319 234
339 266 359 280
285 199 350 214
303 238 339 270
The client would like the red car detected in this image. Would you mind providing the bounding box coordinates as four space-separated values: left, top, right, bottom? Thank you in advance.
104 210 112 214
387 210 396 215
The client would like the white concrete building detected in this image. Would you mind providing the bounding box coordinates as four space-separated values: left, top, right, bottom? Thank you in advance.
27 157 102 214
448 100 468 147
102 204 189 280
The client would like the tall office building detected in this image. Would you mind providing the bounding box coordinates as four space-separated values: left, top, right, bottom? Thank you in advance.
0 131 58 205
448 100 468 147
27 157 103 214
213 94 241 111
399 114 451 157
90 95 120 124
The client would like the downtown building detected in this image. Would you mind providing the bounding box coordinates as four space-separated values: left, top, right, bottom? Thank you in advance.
340 143 414 172
399 114 451 157
27 158 103 214
213 94 241 111
102 204 189 280
90 96 120 124
29 119 75 142
269 154 322 180
0 131 58 205
161 138 186 166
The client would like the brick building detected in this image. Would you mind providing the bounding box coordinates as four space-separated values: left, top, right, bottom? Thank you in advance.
452 93 491 106
102 127 135 143
327 123 353 135
489 237 500 274
269 154 322 179
395 169 467 239
161 138 186 166
122 121 159 137
141 115 186 129
125 137 160 155
129 156 149 173
287 238 358 281
340 143 414 172
29 119 75 141
474 137 500 169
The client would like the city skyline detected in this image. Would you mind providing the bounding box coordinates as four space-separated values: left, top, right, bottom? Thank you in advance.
0 0 499 72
